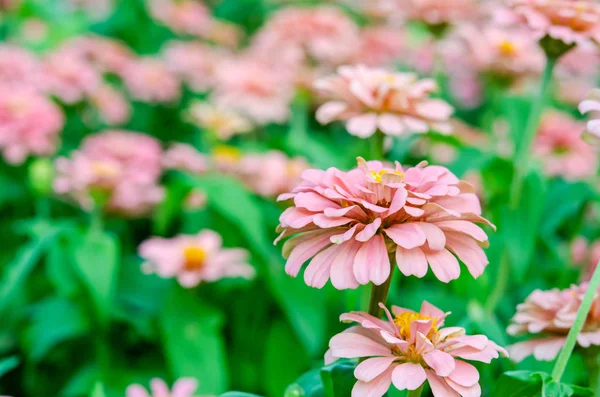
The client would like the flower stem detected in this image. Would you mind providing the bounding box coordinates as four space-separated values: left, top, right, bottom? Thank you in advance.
509 56 556 208
367 254 395 318
551 259 600 382
407 384 424 397
369 130 385 160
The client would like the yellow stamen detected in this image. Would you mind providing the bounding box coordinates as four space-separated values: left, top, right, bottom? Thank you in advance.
369 169 404 183
91 161 120 178
212 145 241 162
183 246 207 271
394 312 438 340
498 40 517 56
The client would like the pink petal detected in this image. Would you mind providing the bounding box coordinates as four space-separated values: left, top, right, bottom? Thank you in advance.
434 220 488 242
445 233 488 278
425 370 460 397
416 223 446 251
391 362 427 390
388 188 408 215
356 218 382 242
424 248 460 283
448 361 479 387
329 332 392 358
284 232 333 277
446 378 481 397
150 379 170 397
355 357 398 382
351 367 394 397
330 240 361 290
172 378 198 397
126 385 150 397
304 243 344 288
378 113 406 136
353 235 391 285
347 113 378 138
396 246 428 278
316 101 348 123
384 223 426 249
423 350 456 377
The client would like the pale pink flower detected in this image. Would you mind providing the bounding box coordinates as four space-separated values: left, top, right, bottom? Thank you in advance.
571 236 600 281
326 301 507 396
204 20 244 49
213 57 294 124
315 65 453 138
508 283 600 362
139 230 255 287
353 27 406 67
148 0 212 37
163 143 209 175
276 157 493 289
187 101 252 141
238 151 309 197
53 130 164 216
0 88 64 164
509 0 600 47
579 89 600 146
556 46 600 105
211 145 243 174
250 6 360 67
122 58 181 103
127 378 198 397
0 45 44 90
532 111 597 180
163 41 228 92
59 35 134 74
89 84 131 125
43 51 101 104
20 18 49 44
402 0 481 27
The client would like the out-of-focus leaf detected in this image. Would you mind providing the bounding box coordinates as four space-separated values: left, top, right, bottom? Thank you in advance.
540 180 595 236
263 320 309 397
46 235 79 297
543 381 593 397
220 393 264 397
62 365 96 397
160 285 228 395
467 300 508 346
494 371 592 397
285 368 325 397
90 382 106 397
72 229 120 325
152 178 190 236
23 297 89 362
180 174 327 355
0 355 19 378
320 362 356 397
501 96 531 148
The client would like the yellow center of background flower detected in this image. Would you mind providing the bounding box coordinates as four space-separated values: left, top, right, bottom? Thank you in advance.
213 145 242 163
394 312 438 339
183 246 207 271
91 161 120 178
498 40 517 57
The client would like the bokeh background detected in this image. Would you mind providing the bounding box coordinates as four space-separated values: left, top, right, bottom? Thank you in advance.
0 0 599 396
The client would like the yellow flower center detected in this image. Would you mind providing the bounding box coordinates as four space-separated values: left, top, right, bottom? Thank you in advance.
394 312 438 340
498 40 517 56
213 145 241 163
369 169 404 183
183 246 207 271
91 161 120 178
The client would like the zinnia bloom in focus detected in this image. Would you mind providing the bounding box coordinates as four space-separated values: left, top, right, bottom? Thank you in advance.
507 283 600 362
315 65 453 138
127 378 198 397
579 89 600 146
276 157 493 289
326 301 507 396
139 229 255 287
532 111 597 180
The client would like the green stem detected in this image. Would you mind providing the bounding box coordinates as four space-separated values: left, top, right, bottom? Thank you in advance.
407 384 424 397
369 131 385 160
551 259 600 381
484 251 511 314
367 254 395 318
509 57 556 208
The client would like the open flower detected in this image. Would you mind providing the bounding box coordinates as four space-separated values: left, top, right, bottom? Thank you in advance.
121 58 180 103
276 157 493 289
139 230 255 287
402 0 480 28
163 143 209 175
315 65 453 138
507 283 600 362
326 301 507 397
43 51 101 104
579 89 600 146
127 378 198 397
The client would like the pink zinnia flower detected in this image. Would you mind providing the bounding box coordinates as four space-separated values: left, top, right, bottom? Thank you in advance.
187 101 252 141
276 157 493 289
532 111 597 180
238 151 309 197
127 378 198 397
122 58 180 103
0 88 64 164
354 27 406 67
89 84 131 126
43 51 101 104
0 45 44 90
53 130 164 216
326 301 507 396
315 65 453 138
139 230 255 287
579 89 600 146
148 0 212 37
508 283 600 362
509 0 600 47
402 0 481 27
163 143 209 175
60 35 134 74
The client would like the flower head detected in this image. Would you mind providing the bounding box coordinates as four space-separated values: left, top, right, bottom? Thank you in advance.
507 283 600 362
139 229 255 287
315 65 453 138
326 301 507 397
579 88 600 146
148 0 212 37
127 378 198 397
402 0 481 28
276 157 493 289
0 45 44 90
89 84 131 126
163 143 209 175
43 51 101 104
187 101 253 141
122 58 180 103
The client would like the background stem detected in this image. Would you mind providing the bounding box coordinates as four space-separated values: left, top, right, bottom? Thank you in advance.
369 131 385 160
551 259 600 381
367 254 395 318
407 384 424 397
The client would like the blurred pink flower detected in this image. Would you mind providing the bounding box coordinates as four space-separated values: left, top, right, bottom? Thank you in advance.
54 130 164 216
251 6 360 67
315 65 453 138
148 0 212 37
556 47 600 105
187 101 252 141
43 51 101 104
184 189 208 210
122 58 181 103
0 45 44 90
571 236 600 281
127 378 198 397
508 283 600 362
0 88 64 164
163 41 228 93
402 0 481 27
509 0 600 47
354 26 406 67
213 57 294 124
238 151 309 197
139 229 255 287
89 84 131 125
211 145 243 174
326 301 507 396
579 89 600 146
163 143 209 175
532 111 597 180
60 35 134 74
276 157 493 289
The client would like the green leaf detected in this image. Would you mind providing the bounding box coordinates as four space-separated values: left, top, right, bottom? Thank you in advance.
285 368 325 397
160 285 228 395
540 180 595 236
493 371 592 397
0 355 19 378
321 362 356 397
152 178 191 236
89 382 106 397
71 229 120 325
220 393 264 397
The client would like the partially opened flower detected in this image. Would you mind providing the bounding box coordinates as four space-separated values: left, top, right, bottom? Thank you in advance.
121 58 180 103
276 157 494 289
326 301 507 397
315 65 453 138
139 229 255 287
127 378 198 397
507 283 600 362
532 111 597 180
579 89 600 145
